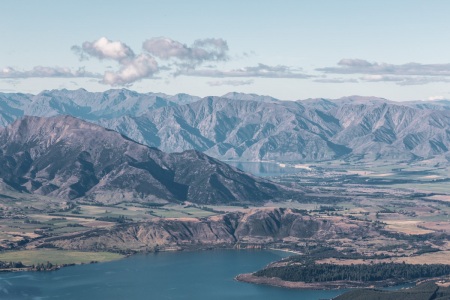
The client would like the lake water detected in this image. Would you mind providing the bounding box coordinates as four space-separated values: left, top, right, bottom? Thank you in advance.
226 161 302 177
0 250 346 300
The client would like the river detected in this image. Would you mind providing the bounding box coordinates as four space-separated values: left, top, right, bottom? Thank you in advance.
0 250 346 299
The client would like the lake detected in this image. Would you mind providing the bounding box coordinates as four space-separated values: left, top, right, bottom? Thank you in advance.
0 250 345 300
226 161 302 177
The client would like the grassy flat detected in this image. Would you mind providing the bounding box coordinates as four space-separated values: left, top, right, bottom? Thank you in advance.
0 249 124 265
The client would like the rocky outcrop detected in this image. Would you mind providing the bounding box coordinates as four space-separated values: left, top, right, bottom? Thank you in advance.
32 208 361 252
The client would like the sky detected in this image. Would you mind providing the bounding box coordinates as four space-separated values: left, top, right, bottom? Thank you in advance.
2 0 450 101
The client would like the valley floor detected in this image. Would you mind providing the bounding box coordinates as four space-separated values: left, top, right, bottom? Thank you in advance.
1 159 450 289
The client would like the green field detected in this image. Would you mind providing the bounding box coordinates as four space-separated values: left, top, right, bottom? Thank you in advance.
0 249 124 265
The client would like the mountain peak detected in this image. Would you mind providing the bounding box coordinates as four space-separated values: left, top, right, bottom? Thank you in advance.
222 92 279 103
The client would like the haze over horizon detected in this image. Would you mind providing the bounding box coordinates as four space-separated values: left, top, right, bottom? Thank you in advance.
2 87 446 104
2 0 450 101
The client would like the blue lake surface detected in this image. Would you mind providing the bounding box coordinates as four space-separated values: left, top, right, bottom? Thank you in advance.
226 161 301 177
0 250 346 300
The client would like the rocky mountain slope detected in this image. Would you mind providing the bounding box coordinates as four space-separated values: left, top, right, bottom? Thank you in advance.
328 99 450 160
99 97 350 161
0 115 293 204
99 96 450 162
1 90 450 162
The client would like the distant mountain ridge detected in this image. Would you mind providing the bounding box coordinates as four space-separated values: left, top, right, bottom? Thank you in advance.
0 89 450 162
99 97 351 161
0 88 201 125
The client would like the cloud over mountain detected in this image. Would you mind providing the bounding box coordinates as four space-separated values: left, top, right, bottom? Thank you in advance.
143 37 229 66
17 38 450 89
181 63 311 78
102 54 159 86
317 59 450 85
73 37 135 61
69 36 232 86
313 77 358 83
0 34 316 88
319 59 450 76
0 66 100 79
207 79 254 86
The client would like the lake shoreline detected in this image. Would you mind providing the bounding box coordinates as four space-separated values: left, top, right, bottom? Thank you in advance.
0 249 347 300
0 245 286 273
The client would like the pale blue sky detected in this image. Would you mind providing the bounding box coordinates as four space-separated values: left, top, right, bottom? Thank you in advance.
2 0 450 101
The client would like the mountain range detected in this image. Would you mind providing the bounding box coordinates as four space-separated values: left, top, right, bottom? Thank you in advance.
1 89 450 162
0 115 292 204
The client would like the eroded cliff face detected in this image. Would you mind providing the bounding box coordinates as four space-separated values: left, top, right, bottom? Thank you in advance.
29 208 371 252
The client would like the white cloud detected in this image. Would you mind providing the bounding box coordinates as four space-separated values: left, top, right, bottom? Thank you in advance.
0 66 100 78
361 74 450 85
143 37 228 66
102 54 158 86
74 37 135 61
9 36 312 87
180 63 311 78
361 75 404 82
72 37 161 86
428 95 445 101
142 38 188 60
318 59 450 76
314 77 358 83
316 59 450 85
207 79 254 86
73 36 230 86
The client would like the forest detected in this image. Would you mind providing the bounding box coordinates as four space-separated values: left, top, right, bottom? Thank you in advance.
254 262 450 283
